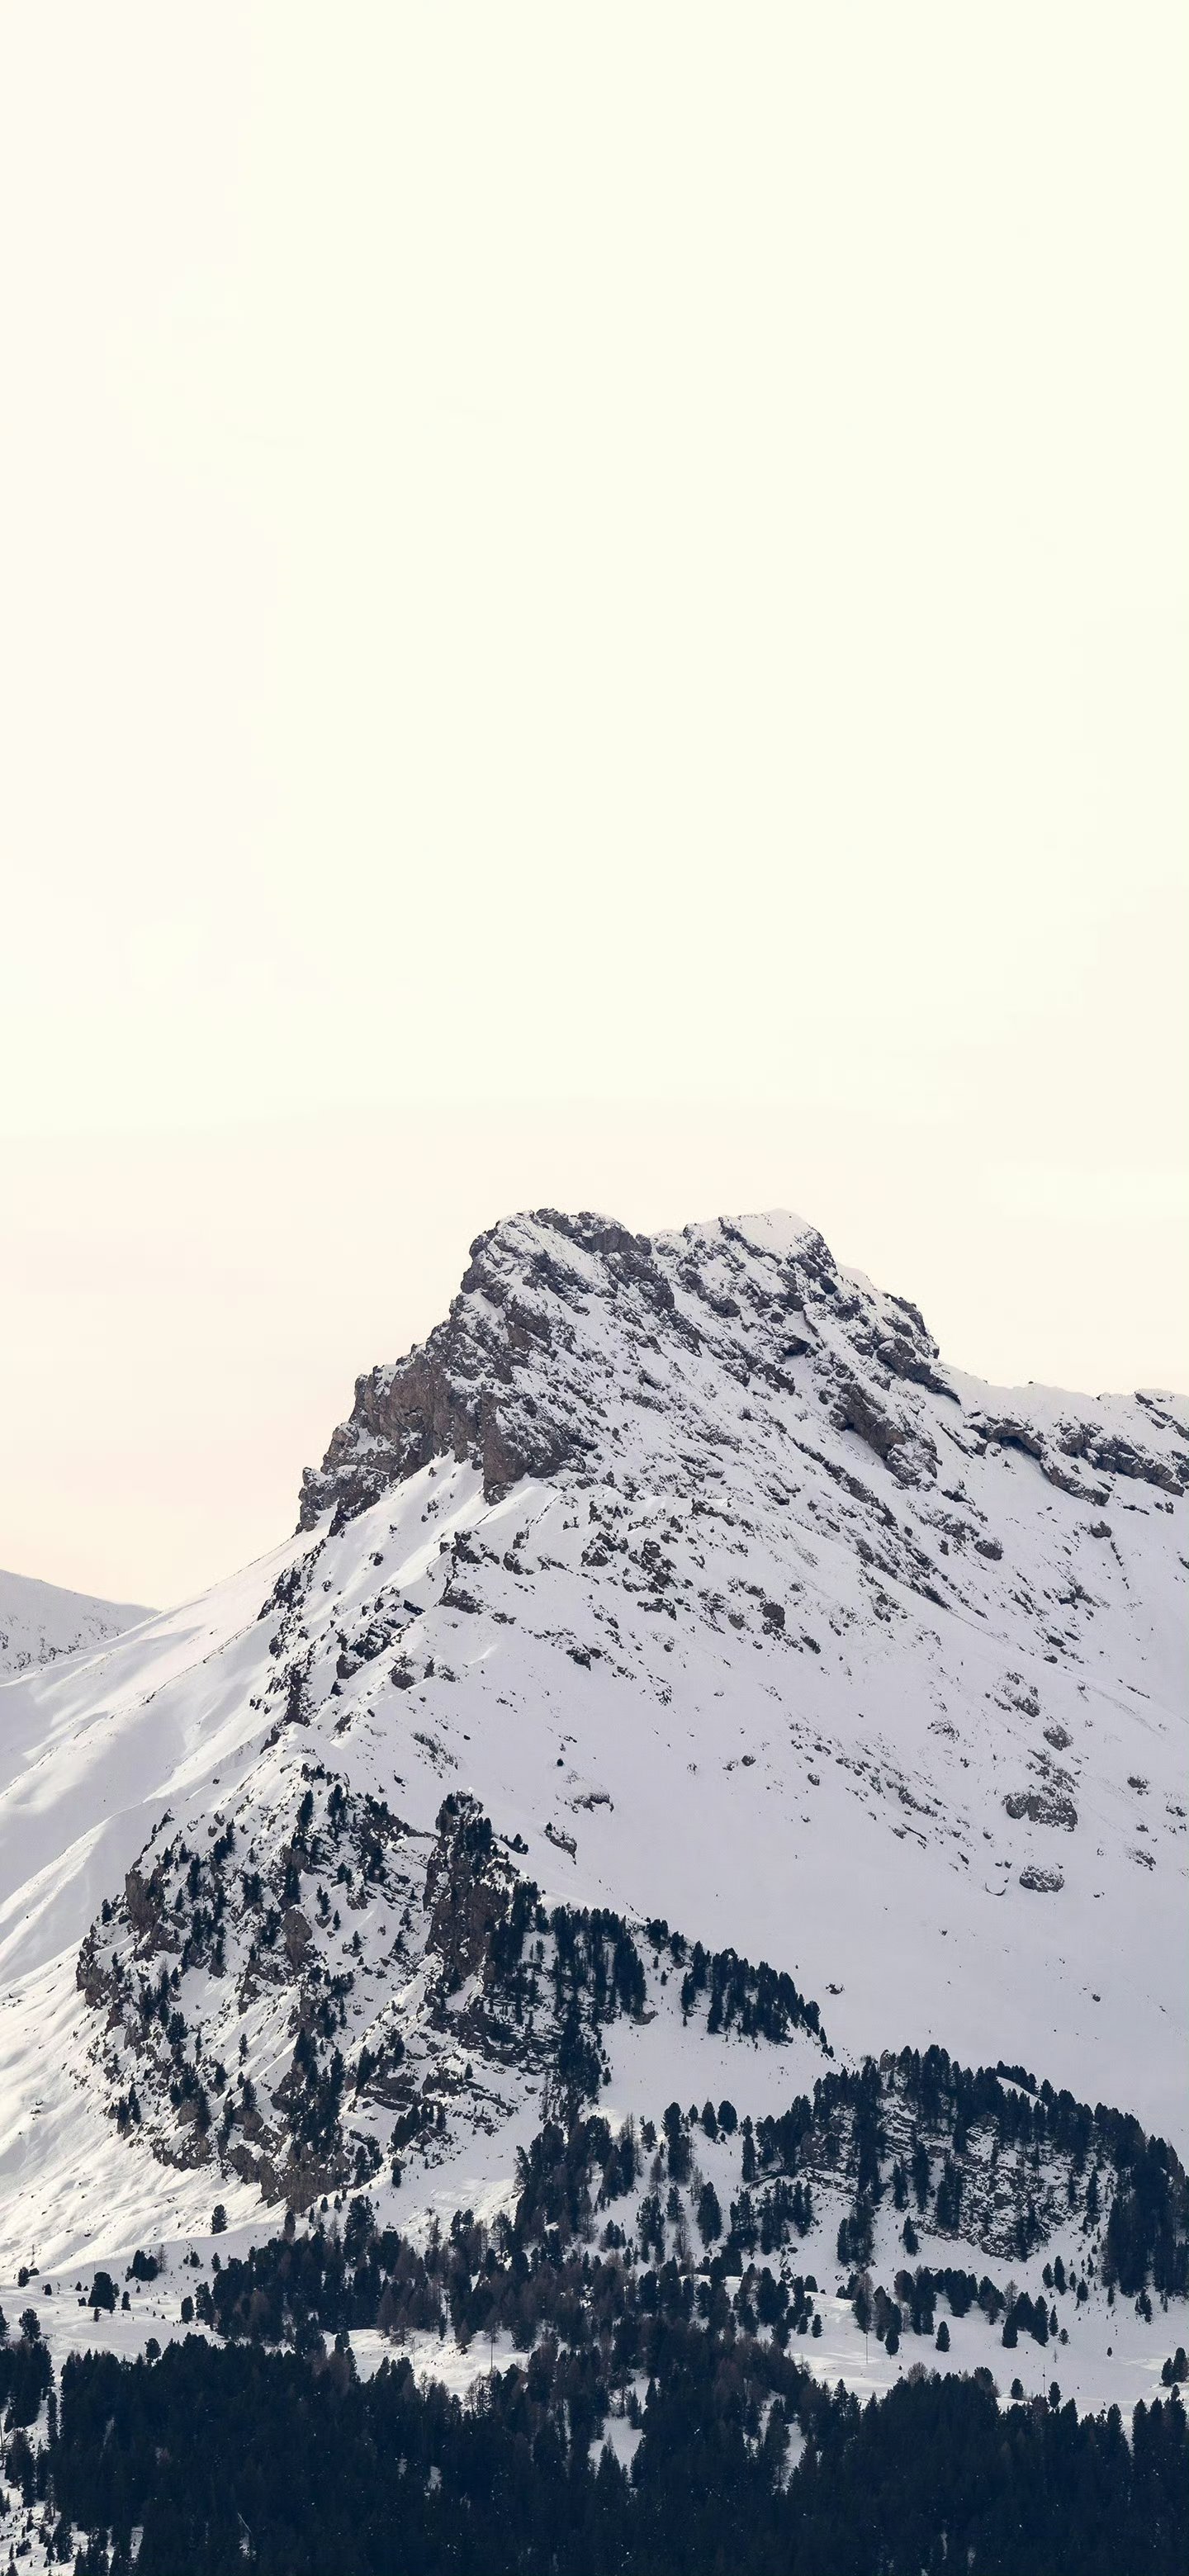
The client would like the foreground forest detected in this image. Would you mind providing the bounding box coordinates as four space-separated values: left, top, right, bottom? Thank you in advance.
28 2332 1189 2576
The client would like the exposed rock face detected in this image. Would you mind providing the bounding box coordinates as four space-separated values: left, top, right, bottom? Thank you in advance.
969 1412 1187 1503
424 1792 519 1992
299 1214 691 1527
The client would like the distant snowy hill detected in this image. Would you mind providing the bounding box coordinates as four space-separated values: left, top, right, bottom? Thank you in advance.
0 1209 1184 2443
0 1565 152 1677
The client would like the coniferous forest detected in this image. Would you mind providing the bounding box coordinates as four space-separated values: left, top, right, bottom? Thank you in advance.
33 2331 1188 2576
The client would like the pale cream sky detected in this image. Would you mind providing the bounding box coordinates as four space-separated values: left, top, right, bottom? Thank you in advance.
1 6 1185 1605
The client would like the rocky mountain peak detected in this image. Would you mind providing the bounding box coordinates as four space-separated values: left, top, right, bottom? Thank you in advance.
298 1205 1185 1564
297 1206 954 1532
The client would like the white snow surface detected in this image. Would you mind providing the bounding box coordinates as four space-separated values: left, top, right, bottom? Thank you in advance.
0 1208 1184 2416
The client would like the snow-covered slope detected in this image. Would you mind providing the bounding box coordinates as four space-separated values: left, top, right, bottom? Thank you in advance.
0 1567 152 1677
1 1210 1184 2419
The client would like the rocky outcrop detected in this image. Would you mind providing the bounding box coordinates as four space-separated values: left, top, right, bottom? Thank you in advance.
830 1371 938 1487
1055 1421 1187 1496
1004 1788 1078 1831
424 1792 520 1993
971 1411 1185 1502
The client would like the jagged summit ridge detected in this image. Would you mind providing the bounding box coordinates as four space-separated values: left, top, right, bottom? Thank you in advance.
300 1204 1186 1533
299 1204 933 1528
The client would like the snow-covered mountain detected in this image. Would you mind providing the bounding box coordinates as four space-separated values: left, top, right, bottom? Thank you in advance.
0 1567 152 1678
1 1209 1185 2432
